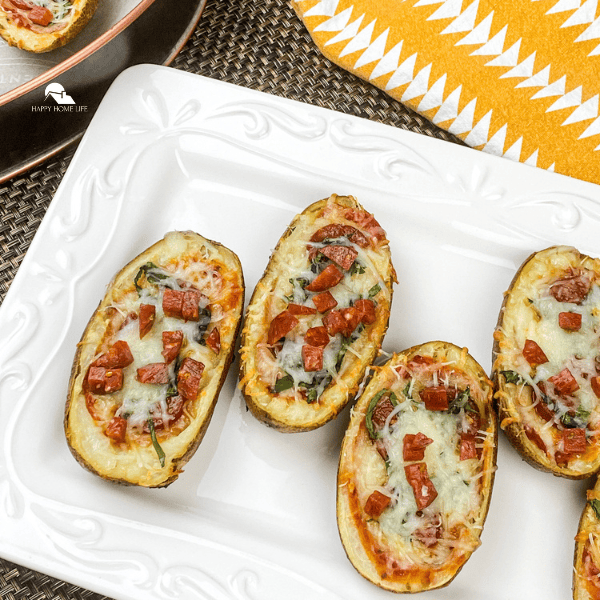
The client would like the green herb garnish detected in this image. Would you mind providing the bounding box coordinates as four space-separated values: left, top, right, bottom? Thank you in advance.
591 499 600 520
133 262 170 295
350 262 366 276
274 374 294 392
500 370 525 385
147 417 166 468
368 283 381 299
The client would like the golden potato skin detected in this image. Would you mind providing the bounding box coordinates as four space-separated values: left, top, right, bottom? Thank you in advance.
492 246 600 479
0 0 98 53
239 194 396 432
574 477 600 600
337 341 497 593
65 231 245 488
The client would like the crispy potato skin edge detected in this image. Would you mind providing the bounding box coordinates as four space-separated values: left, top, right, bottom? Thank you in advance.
64 231 245 488
337 341 498 593
238 194 394 432
492 246 600 480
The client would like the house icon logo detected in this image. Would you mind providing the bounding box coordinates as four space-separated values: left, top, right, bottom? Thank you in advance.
44 82 75 105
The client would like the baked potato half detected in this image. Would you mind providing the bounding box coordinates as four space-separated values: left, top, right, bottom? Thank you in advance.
574 477 600 599
239 194 396 432
493 246 600 479
337 341 497 593
65 231 245 487
0 0 98 53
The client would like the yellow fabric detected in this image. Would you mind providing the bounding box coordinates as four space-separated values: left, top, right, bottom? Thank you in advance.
291 0 600 186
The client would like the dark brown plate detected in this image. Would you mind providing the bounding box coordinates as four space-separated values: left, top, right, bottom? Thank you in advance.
0 0 206 183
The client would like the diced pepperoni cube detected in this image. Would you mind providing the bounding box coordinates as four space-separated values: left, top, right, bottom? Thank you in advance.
420 386 449 411
548 368 579 395
459 433 478 460
302 345 324 372
370 394 396 432
137 363 169 384
163 289 185 318
523 339 548 366
403 432 434 461
267 310 299 345
162 330 183 364
29 6 53 26
413 520 442 548
304 326 329 348
312 291 337 313
525 425 547 453
563 428 587 454
287 303 317 315
182 289 204 321
404 463 438 510
87 366 123 394
310 224 369 248
354 298 376 324
206 327 221 353
550 274 590 304
305 264 344 292
591 376 600 399
319 245 358 270
322 310 346 336
364 490 391 518
139 304 156 338
105 416 127 443
558 312 582 331
93 340 134 369
339 306 362 336
177 357 205 401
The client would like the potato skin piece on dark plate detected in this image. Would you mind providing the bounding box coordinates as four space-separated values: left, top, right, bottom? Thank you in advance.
65 231 244 487
492 246 600 479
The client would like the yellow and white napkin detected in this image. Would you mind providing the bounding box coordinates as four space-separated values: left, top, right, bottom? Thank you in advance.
292 0 600 185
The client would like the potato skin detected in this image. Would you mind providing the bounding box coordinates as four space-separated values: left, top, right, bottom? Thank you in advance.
64 231 244 488
337 341 497 593
0 0 98 53
492 246 600 479
574 477 600 600
239 194 396 432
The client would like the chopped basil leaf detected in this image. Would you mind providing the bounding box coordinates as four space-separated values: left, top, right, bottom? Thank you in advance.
350 261 366 276
147 418 166 468
368 283 381 299
501 370 525 385
591 499 600 521
274 374 294 392
449 386 473 414
402 381 412 399
134 262 170 295
306 388 318 403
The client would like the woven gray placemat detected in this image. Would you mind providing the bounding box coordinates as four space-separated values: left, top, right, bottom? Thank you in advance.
0 0 461 598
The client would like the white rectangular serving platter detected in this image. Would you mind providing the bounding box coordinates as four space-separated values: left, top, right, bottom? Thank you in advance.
1 63 600 600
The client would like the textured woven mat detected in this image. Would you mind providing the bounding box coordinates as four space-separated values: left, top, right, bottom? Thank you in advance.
0 0 460 597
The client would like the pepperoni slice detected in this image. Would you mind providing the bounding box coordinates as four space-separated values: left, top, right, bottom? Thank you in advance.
364 490 391 518
339 306 362 337
559 312 582 331
354 298 376 324
342 208 386 243
93 340 134 369
522 339 548 366
302 345 324 372
105 416 127 443
548 368 579 395
305 264 344 292
310 224 369 248
182 289 204 321
404 463 438 510
304 326 329 348
311 291 337 313
162 331 183 364
163 289 185 318
550 273 591 304
139 304 156 338
177 357 205 401
592 376 600 399
137 363 169 384
29 6 53 25
319 245 358 270
322 310 346 336
420 386 449 411
267 310 299 345
403 432 433 461
206 327 221 353
288 303 317 315
459 433 478 460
